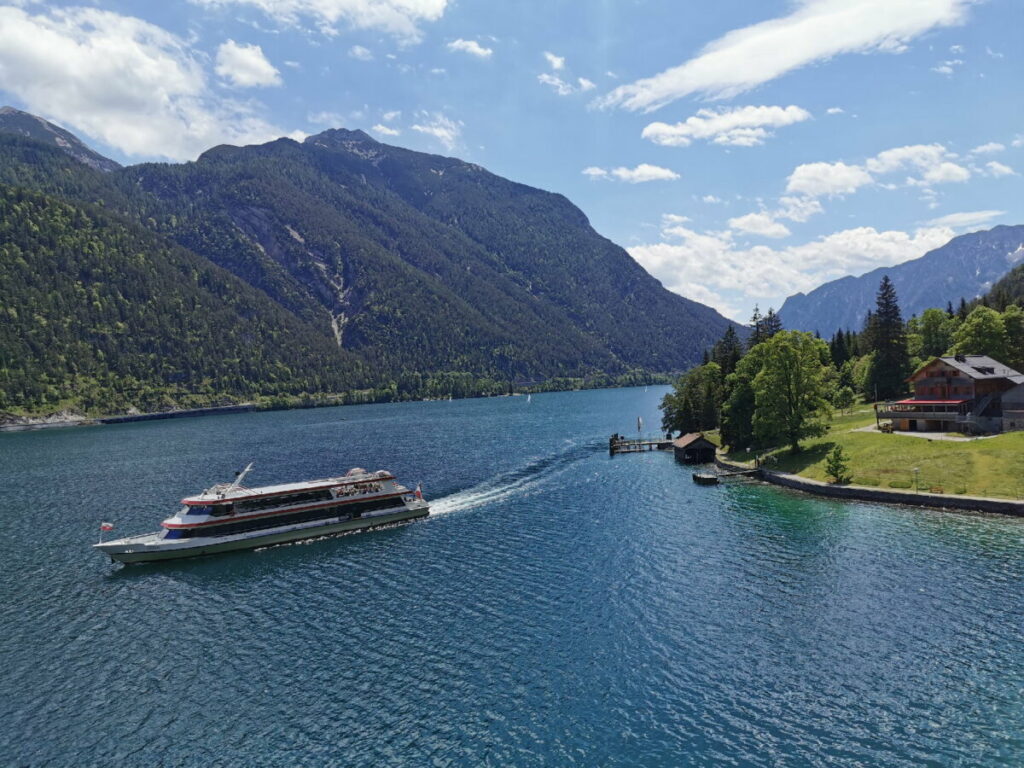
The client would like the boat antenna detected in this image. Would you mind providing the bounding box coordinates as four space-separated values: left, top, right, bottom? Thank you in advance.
229 462 254 490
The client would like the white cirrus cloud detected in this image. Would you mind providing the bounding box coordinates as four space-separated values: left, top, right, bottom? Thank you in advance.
983 161 1015 177
189 0 450 43
0 6 296 161
381 109 401 122
447 38 492 58
583 164 680 183
577 77 596 92
372 123 400 136
826 106 845 115
642 104 811 148
537 72 574 95
597 0 973 112
348 44 373 60
728 212 791 238
543 51 565 70
629 224 955 320
786 161 873 197
215 39 281 87
411 111 462 150
969 142 1004 155
931 58 962 75
926 210 1005 228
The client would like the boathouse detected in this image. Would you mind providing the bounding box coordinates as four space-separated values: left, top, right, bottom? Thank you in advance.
876 354 1024 434
673 433 717 464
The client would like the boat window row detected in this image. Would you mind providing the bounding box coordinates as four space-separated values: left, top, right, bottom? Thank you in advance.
164 496 404 539
232 489 335 513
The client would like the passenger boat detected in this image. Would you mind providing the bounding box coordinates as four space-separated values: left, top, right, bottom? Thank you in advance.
94 464 429 564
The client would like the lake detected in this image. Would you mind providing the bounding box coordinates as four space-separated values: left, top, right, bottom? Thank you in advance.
1 386 1022 766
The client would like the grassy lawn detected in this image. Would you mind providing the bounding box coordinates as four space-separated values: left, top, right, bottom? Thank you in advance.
726 407 1024 500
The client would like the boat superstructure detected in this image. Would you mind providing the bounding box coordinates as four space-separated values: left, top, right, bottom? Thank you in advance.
94 465 428 564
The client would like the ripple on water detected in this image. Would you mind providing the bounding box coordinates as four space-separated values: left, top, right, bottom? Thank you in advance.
1 389 1023 766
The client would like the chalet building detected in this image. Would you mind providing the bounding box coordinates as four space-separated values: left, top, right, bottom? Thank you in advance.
876 355 1024 434
673 433 717 463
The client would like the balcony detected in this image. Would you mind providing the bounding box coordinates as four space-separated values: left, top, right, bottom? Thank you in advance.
875 399 970 421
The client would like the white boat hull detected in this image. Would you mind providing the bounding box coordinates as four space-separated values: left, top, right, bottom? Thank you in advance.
95 501 429 564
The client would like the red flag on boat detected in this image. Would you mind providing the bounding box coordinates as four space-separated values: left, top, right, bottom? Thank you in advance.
100 522 114 531
414 484 423 500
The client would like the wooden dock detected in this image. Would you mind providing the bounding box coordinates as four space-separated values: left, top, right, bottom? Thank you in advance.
609 435 672 454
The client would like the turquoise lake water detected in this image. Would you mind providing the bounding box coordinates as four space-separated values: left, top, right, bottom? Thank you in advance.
1 386 1022 766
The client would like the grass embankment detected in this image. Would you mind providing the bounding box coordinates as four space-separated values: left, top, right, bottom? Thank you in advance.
724 408 1024 501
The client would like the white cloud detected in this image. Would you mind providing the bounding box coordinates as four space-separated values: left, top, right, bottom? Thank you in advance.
0 6 294 161
926 210 1004 228
597 0 973 111
866 144 970 186
642 104 811 148
983 161 1016 177
662 213 690 225
584 164 680 183
728 212 791 238
629 224 954 319
308 110 344 126
382 109 401 122
284 60 300 68
543 51 564 70
986 46 1004 58
215 39 281 87
949 44 965 53
371 123 400 136
537 72 574 95
931 57 962 75
577 77 596 92
787 143 972 198
411 111 462 150
348 44 373 60
969 142 1004 155
189 0 450 43
826 106 845 115
776 196 823 222
447 38 492 58
786 161 873 197
702 194 722 203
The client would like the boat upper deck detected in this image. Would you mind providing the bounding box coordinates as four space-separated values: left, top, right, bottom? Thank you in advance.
183 469 396 505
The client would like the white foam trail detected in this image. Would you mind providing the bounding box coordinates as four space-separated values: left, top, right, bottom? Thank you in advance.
427 440 600 517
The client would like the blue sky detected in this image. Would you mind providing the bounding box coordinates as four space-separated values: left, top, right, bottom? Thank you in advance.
0 0 1021 320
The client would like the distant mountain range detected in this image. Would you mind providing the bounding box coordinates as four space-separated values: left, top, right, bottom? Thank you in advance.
0 108 736 414
779 225 1024 336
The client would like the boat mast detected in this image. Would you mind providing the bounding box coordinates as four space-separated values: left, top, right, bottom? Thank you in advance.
229 462 255 490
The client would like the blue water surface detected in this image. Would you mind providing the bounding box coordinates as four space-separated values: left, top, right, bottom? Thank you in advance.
1 386 1022 766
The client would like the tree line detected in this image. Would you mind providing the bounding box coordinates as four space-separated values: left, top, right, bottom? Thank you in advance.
661 277 1024 453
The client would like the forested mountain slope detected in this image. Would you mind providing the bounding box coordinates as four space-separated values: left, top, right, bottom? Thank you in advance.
0 115 738 414
779 225 1024 336
0 185 367 413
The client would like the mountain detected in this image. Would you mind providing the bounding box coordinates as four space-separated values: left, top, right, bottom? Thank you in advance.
0 114 736 414
0 107 120 172
979 261 1024 310
0 184 367 414
779 225 1024 336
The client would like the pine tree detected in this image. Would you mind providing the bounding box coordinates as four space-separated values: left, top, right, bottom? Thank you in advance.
711 325 743 376
762 308 783 339
747 305 764 350
866 276 910 400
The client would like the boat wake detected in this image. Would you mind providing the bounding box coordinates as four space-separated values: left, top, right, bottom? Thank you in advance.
429 439 604 517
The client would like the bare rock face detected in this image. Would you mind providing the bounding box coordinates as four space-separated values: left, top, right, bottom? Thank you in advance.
0 107 120 172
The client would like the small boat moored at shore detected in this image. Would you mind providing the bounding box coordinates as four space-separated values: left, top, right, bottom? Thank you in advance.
94 464 428 564
692 472 720 485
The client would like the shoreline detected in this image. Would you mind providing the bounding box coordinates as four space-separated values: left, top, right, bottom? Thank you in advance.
714 455 1024 517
